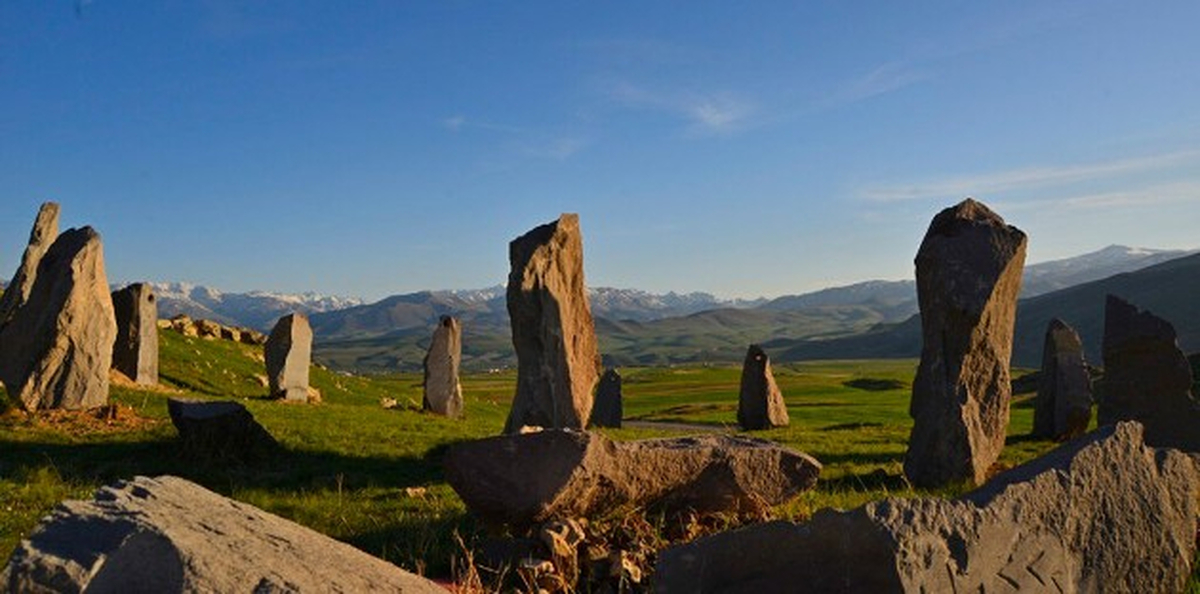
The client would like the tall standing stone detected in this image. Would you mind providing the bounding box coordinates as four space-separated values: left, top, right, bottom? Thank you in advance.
423 315 464 418
1099 295 1199 450
738 344 789 430
904 198 1027 488
503 214 601 433
590 368 623 428
1032 318 1092 440
0 227 117 411
111 283 159 385
264 313 312 402
0 202 59 329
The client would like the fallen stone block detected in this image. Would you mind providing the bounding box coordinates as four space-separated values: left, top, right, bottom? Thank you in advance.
167 398 278 462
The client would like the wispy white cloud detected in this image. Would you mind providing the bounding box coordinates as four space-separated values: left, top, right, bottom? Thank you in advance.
605 81 755 135
440 115 524 134
824 62 931 108
1058 181 1200 210
442 115 466 131
521 137 589 161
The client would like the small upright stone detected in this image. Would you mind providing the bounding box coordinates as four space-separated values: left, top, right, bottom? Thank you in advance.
111 283 159 385
904 198 1027 488
1032 318 1092 440
590 368 623 428
504 214 601 433
423 315 464 418
738 345 789 430
264 313 312 402
1099 295 1199 450
0 202 59 329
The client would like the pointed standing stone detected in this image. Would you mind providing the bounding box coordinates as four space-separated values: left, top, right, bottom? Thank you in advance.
738 345 789 430
503 214 601 433
0 202 59 329
0 227 117 411
904 198 1027 488
1032 318 1092 440
590 368 623 428
423 315 464 418
264 313 312 402
1099 295 1200 450
111 283 159 385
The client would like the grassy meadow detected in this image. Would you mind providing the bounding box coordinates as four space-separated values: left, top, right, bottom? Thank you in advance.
0 328 1076 584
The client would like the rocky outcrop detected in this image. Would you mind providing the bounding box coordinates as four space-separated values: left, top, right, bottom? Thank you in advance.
1 475 444 593
589 368 623 428
737 344 789 430
444 429 821 526
165 315 265 345
905 198 1027 488
111 283 159 385
1099 295 1199 450
0 227 117 411
167 398 278 462
0 202 59 328
504 214 601 433
1032 318 1092 440
655 422 1198 593
264 313 312 402
422 315 464 418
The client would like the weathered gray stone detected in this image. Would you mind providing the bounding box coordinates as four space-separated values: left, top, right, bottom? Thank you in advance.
0 202 59 329
264 313 312 402
1 475 444 593
905 198 1027 488
655 422 1198 594
167 398 278 462
0 227 116 411
737 344 789 430
110 283 158 386
422 315 464 418
445 429 821 526
589 368 623 428
1032 318 1092 440
195 318 222 339
504 214 601 433
1099 295 1199 451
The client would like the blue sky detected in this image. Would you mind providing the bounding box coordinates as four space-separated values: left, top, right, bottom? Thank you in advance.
3 1 1199 301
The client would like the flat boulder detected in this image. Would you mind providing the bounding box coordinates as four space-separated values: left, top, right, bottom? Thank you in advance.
444 429 821 526
422 315 464 418
111 282 159 386
737 344 789 430
264 313 313 402
1 475 444 593
1032 318 1092 440
655 422 1198 593
589 368 623 428
167 398 278 462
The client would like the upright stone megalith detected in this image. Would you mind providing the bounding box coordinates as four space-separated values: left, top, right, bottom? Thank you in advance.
264 313 312 402
0 227 117 411
738 344 789 430
904 198 1027 488
1099 295 1199 451
0 202 59 329
111 283 159 385
503 214 601 433
423 315 464 418
1032 318 1092 440
590 368 623 428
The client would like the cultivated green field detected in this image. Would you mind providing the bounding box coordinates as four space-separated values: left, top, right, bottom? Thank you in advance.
0 328 1099 586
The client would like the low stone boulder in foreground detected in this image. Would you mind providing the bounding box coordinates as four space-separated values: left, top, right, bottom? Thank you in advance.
1 475 443 593
654 422 1197 593
445 430 821 526
168 398 278 462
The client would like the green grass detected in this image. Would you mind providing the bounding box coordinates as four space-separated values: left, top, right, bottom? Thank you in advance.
0 330 1077 581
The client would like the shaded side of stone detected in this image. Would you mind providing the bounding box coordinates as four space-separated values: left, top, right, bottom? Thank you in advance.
0 201 59 329
167 398 278 462
264 313 312 402
589 368 623 428
423 315 464 418
1032 318 1092 440
111 282 159 385
737 344 789 430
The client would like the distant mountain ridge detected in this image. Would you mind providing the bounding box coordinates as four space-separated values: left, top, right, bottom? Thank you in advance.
147 282 364 331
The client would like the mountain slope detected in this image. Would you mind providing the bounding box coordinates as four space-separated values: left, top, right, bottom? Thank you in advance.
149 282 363 330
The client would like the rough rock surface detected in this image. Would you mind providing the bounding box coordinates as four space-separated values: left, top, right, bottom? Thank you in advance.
1099 295 1199 450
1032 318 1092 440
0 227 117 411
167 398 278 462
264 312 312 402
422 315 464 418
655 422 1198 594
905 198 1027 488
444 429 821 526
589 368 623 428
0 202 59 328
111 283 159 386
1 475 444 593
504 214 601 433
737 344 789 430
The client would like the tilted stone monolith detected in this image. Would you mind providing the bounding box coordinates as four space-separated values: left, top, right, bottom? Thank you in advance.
1032 318 1092 440
590 368 623 428
423 315 464 418
738 344 789 430
904 198 1027 488
0 202 59 329
264 313 312 402
1099 295 1200 451
0 227 117 411
503 214 601 433
111 283 159 385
